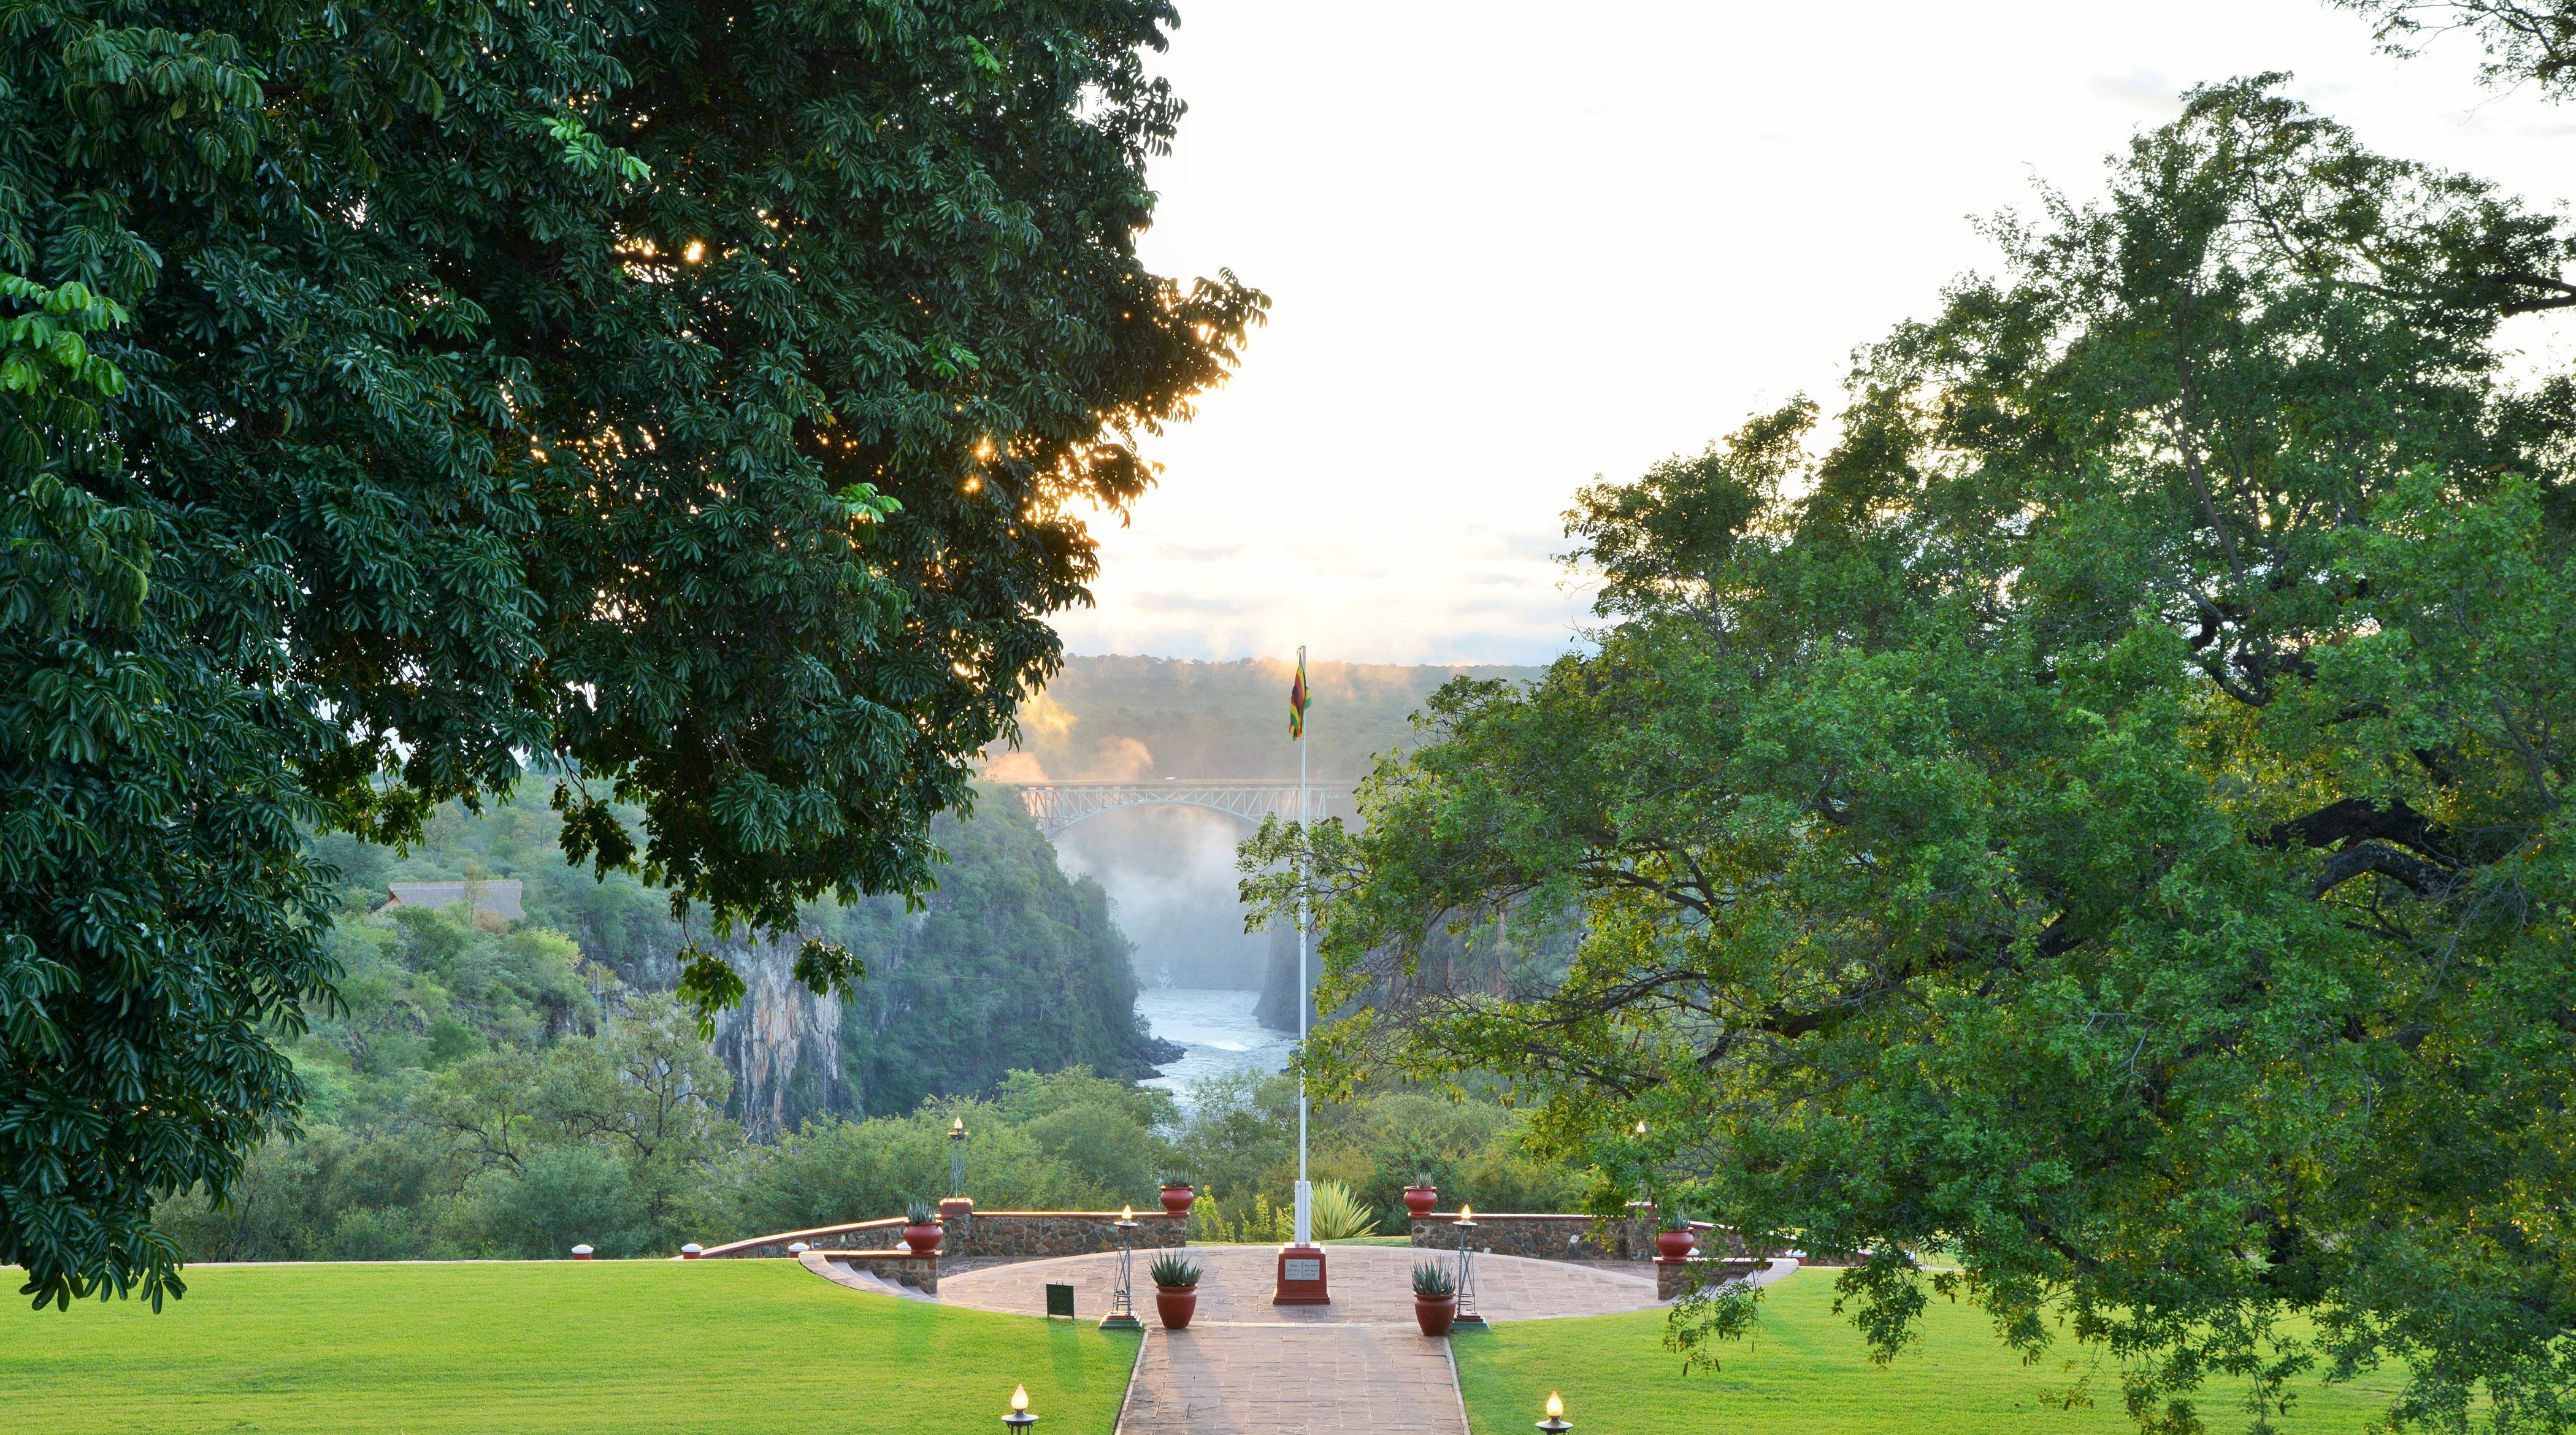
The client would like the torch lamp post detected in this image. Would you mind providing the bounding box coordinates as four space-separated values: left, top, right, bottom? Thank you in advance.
1536 1391 1571 1435
949 1117 969 1199
1452 1204 1484 1328
1100 1206 1142 1330
1003 1383 1037 1433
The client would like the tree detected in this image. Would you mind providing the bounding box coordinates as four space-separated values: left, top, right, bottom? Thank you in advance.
2339 2 2576 104
1 0 1259 1308
1254 81 2576 1433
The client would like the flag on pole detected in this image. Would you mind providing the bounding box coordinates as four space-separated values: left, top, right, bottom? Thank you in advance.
1288 648 1309 740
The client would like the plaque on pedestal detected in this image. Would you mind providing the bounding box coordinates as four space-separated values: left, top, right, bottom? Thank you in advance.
1272 1243 1330 1304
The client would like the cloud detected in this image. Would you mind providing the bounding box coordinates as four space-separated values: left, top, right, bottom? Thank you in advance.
2088 69 2183 116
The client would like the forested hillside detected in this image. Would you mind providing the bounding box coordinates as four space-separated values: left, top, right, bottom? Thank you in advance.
310 788 1172 1132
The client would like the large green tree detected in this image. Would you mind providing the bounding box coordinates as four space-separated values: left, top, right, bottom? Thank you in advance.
1258 82 2574 1432
1 0 1258 1307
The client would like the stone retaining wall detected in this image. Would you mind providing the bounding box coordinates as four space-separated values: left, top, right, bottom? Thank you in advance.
698 1217 908 1261
948 1209 1187 1260
1409 1211 1658 1261
1657 1257 1766 1301
818 1249 940 1293
697 1206 1184 1263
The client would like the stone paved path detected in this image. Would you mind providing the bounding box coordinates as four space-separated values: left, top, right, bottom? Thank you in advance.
807 1243 1796 1433
933 1245 1671 1434
1119 1326 1464 1435
938 1244 1663 1325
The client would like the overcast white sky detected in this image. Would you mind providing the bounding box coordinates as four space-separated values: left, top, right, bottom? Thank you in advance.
1048 0 2576 665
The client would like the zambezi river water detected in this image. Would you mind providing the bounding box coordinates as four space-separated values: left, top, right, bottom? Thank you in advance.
1137 988 1296 1107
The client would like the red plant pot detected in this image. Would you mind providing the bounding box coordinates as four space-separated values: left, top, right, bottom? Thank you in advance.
1656 1229 1698 1261
1402 1186 1438 1217
1414 1293 1459 1336
1160 1185 1195 1217
903 1223 942 1256
1154 1285 1198 1330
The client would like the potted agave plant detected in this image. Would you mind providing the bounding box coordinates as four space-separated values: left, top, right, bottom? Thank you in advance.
1401 1177 1439 1217
1412 1260 1459 1336
1149 1253 1203 1330
902 1200 943 1257
1158 1171 1197 1218
1655 1207 1698 1262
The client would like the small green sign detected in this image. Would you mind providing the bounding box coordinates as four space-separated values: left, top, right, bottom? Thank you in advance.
1045 1282 1075 1318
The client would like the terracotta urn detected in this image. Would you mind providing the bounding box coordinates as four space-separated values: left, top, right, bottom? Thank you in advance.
1414 1292 1458 1337
1656 1228 1698 1261
1159 1184 1195 1217
1154 1283 1198 1330
903 1222 943 1256
1402 1185 1439 1217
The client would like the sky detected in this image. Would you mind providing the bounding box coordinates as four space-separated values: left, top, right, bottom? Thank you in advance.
1048 0 2576 666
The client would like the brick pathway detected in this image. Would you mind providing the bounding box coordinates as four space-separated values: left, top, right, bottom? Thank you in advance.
932 1245 1670 1434
1119 1325 1464 1435
938 1244 1662 1325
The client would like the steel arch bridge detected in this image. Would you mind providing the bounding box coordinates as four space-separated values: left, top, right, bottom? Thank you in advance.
1010 781 1358 839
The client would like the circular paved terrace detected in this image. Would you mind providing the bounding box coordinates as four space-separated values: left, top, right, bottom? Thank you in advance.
935 1243 1665 1325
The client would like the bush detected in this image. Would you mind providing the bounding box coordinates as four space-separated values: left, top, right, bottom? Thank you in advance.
463 1147 655 1259
1309 1181 1379 1241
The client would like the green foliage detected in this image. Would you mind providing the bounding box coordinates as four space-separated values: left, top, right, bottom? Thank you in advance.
1257 80 2576 1431
1411 1261 1456 1299
1186 1187 1292 1245
1146 1253 1201 1290
1 1261 1144 1434
1307 1180 1380 1241
706 1068 1177 1239
905 1199 936 1226
2 0 1257 1307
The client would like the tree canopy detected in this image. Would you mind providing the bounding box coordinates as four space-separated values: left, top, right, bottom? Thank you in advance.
2 0 1259 1309
1256 80 2576 1433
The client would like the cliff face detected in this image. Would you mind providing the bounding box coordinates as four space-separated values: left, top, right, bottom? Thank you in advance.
710 935 853 1140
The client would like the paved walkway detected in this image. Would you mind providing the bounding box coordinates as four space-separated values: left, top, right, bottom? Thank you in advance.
810 1242 1794 1433
938 1245 1680 1434
937 1244 1664 1325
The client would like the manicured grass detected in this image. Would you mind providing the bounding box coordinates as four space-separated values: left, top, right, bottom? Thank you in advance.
1454 1270 2399 1435
3 1260 1138 1434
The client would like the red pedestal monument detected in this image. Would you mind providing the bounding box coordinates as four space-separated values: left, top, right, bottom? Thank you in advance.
1272 1243 1330 1304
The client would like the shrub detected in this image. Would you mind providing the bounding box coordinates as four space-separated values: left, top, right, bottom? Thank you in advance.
1148 1253 1203 1290
1412 1261 1456 1298
1309 1180 1379 1241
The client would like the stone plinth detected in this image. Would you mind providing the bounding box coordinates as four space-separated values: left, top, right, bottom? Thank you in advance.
1656 1256 1766 1301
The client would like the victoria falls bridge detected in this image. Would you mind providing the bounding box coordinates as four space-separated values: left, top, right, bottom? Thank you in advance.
1011 780 1360 839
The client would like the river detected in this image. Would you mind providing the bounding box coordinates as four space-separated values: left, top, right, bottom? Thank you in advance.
1137 987 1297 1106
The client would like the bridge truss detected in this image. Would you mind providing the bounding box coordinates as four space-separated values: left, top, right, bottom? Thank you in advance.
1011 781 1358 839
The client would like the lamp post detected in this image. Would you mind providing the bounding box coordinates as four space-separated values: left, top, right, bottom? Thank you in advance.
1003 1383 1038 1433
1100 1206 1142 1330
949 1117 969 1200
1452 1204 1484 1328
1536 1391 1571 1435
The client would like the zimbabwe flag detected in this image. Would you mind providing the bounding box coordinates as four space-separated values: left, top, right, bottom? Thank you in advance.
1289 646 1308 740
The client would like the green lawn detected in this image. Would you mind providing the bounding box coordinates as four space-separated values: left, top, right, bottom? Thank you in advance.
2 1261 1138 1435
1454 1270 2400 1435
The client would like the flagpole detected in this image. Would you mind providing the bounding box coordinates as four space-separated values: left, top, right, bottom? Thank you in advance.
1294 643 1311 1249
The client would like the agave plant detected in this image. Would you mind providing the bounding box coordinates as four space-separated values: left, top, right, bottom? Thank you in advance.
1411 1261 1457 1298
904 1199 937 1225
1658 1206 1693 1233
1157 1170 1194 1189
1148 1253 1203 1290
1308 1180 1381 1241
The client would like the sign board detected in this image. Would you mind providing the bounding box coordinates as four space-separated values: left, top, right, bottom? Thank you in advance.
1282 1258 1322 1282
1045 1282 1075 1318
